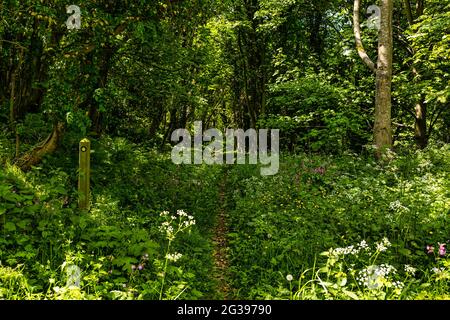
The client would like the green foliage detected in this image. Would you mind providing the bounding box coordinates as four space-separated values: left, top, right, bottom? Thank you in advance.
1 0 450 302
225 144 450 299
1 132 450 300
0 136 221 299
287 238 450 300
260 76 370 153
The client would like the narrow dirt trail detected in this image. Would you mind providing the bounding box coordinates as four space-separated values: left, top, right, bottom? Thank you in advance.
211 172 233 299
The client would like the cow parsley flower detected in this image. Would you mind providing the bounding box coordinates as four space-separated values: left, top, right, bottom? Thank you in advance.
177 210 188 217
357 264 396 289
404 265 416 276
166 252 183 262
432 267 444 275
389 200 410 212
332 245 360 257
375 238 391 252
358 240 370 251
159 210 195 240
392 281 404 289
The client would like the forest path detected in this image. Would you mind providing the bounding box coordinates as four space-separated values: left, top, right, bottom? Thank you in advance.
211 171 233 299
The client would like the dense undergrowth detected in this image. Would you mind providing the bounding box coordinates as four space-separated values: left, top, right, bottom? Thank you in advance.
1 134 450 300
225 144 450 299
0 135 221 299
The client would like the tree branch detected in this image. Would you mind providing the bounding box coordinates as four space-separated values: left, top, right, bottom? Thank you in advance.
393 122 414 131
353 0 376 73
0 40 28 51
402 0 414 25
416 0 424 17
428 105 446 137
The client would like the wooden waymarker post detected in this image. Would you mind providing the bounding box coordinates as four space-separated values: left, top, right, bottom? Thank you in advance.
78 138 91 210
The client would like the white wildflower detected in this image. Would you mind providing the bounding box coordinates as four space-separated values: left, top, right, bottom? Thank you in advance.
286 274 293 282
357 266 382 289
332 245 360 257
165 252 183 262
392 281 404 289
177 210 188 217
404 265 416 276
432 267 444 275
183 220 196 227
389 200 410 212
375 238 391 252
357 264 396 290
358 240 370 251
160 210 195 240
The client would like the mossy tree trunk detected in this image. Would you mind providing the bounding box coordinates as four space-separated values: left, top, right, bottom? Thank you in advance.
14 122 65 171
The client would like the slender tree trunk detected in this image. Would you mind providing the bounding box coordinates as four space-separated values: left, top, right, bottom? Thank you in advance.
89 52 111 136
161 108 178 148
353 0 394 156
416 0 424 16
9 49 24 159
414 100 427 148
444 116 450 143
9 63 17 128
404 0 428 148
373 0 394 154
402 0 414 25
149 104 164 138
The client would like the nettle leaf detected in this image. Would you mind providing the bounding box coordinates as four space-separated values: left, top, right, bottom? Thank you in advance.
0 185 12 196
112 256 138 270
1 192 22 203
4 222 16 232
16 219 32 230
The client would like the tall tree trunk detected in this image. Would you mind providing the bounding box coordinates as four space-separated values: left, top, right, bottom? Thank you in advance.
309 9 324 69
373 0 394 154
88 48 113 136
149 103 164 138
404 0 428 148
353 0 394 156
402 0 414 24
9 59 17 128
231 0 266 129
